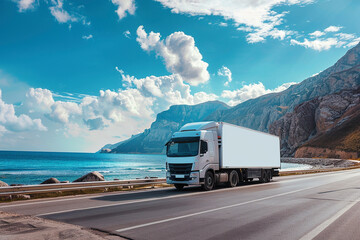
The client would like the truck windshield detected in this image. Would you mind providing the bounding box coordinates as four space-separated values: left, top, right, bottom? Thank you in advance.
166 137 200 157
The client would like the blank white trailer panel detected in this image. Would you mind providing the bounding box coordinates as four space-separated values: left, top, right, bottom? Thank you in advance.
221 123 280 168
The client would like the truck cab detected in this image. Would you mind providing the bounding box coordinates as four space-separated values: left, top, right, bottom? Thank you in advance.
165 122 219 190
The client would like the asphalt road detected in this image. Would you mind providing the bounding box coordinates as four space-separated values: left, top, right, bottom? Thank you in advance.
1 169 360 240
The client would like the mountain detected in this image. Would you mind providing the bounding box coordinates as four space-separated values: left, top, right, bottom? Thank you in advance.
269 88 360 158
207 42 360 132
101 43 360 155
106 101 230 154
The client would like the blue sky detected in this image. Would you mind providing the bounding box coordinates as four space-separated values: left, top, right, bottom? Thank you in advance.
0 0 359 152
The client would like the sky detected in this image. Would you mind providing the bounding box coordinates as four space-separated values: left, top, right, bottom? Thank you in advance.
0 0 359 152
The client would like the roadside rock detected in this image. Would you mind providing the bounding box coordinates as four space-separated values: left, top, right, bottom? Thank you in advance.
0 180 8 187
12 194 31 200
41 178 61 184
73 171 105 182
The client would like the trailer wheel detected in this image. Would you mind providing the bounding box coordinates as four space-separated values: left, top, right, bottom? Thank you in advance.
228 170 239 187
259 170 267 183
174 184 185 190
202 171 214 191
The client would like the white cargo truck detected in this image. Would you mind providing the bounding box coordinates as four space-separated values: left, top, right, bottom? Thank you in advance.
165 122 280 190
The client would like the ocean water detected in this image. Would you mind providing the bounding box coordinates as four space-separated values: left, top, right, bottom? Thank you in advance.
0 151 310 185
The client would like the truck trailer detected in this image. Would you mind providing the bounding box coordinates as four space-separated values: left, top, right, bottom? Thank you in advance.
165 121 280 190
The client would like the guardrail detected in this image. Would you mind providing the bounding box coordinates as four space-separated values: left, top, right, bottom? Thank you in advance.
0 178 167 197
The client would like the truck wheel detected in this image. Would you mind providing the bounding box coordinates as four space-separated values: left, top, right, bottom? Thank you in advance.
174 184 185 190
259 170 267 183
266 170 272 182
228 170 239 187
202 171 214 191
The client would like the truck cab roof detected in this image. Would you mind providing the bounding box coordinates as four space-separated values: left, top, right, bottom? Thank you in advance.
180 121 218 132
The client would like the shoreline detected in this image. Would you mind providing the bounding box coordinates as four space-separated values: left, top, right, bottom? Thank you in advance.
279 157 360 176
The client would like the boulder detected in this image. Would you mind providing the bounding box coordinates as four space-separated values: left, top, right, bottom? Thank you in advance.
0 180 9 187
41 178 61 184
73 171 105 182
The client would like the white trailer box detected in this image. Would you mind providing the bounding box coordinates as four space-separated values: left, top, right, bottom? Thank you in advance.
220 123 280 169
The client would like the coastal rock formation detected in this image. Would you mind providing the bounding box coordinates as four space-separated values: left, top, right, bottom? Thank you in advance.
41 178 61 184
269 88 360 157
0 180 8 187
73 171 105 182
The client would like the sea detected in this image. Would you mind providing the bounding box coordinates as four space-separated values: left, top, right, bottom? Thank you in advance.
0 151 311 185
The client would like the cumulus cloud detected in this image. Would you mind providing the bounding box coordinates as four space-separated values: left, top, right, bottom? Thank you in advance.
123 30 131 38
82 34 93 40
290 38 339 51
49 0 78 24
291 25 359 51
136 26 210 86
309 30 325 38
324 26 341 32
16 0 35 12
25 88 54 113
0 89 47 132
118 70 217 110
111 0 136 19
221 82 296 106
217 66 232 86
48 101 82 123
84 117 106 131
20 69 218 136
155 0 313 43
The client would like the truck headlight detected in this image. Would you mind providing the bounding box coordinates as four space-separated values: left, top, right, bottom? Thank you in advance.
190 172 197 178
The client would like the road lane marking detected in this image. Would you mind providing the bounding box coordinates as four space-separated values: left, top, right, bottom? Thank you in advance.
114 171 360 233
2 169 351 210
115 186 317 233
1 169 355 210
1 169 358 217
299 196 360 240
34 181 282 216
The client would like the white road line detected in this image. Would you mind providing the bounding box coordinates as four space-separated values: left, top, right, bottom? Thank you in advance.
116 186 315 233
35 181 280 216
36 170 350 217
0 172 343 208
1 169 358 218
299 196 360 240
114 171 360 233
0 171 354 209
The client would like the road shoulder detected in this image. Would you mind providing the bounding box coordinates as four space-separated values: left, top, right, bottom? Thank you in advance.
0 211 125 240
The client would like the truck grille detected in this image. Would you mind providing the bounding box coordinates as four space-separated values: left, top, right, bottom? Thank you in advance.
169 163 192 174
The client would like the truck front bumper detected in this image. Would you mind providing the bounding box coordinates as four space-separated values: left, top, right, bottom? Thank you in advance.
166 171 201 185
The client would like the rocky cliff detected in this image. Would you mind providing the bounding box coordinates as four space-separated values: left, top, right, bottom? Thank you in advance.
101 43 360 155
269 88 360 158
208 42 360 132
107 101 229 154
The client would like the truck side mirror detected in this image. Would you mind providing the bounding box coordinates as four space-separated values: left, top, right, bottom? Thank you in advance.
200 140 208 154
